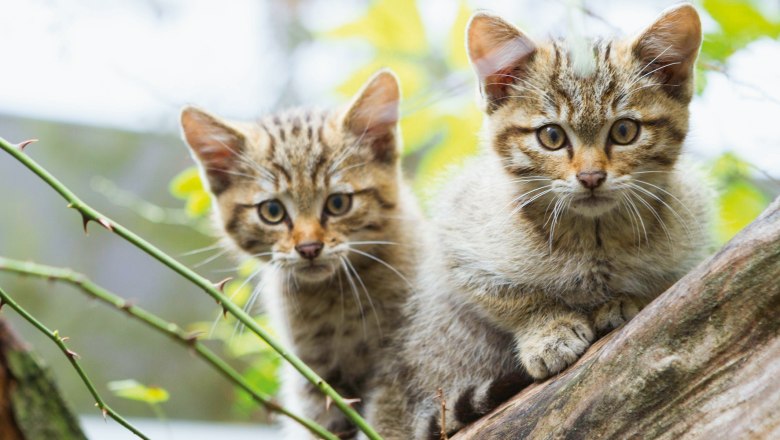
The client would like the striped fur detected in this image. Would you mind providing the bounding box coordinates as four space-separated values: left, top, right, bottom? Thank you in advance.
362 5 713 439
181 70 422 439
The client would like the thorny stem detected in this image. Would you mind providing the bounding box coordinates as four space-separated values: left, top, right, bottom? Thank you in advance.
0 257 338 440
0 137 382 440
0 285 150 440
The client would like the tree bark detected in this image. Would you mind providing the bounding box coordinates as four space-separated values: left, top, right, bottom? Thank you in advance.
454 196 780 440
0 318 87 440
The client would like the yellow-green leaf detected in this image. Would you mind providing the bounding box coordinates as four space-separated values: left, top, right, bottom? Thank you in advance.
185 190 211 217
108 380 169 404
327 0 427 55
715 179 769 244
400 107 442 155
446 0 472 69
414 106 482 199
337 58 427 99
169 167 203 199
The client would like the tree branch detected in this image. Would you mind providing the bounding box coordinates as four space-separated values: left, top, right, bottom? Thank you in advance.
0 285 150 439
0 257 338 440
0 136 380 440
455 196 780 439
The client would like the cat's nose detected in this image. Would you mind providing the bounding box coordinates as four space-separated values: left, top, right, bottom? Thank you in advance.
577 171 607 189
295 241 323 260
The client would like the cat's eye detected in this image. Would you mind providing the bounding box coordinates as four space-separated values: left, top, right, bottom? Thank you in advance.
258 200 286 225
537 125 567 150
609 119 640 145
324 193 352 216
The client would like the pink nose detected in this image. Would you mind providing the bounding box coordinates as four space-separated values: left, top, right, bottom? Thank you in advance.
295 241 323 260
577 171 607 189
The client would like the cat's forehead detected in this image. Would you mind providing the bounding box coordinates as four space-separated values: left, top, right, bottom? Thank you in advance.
504 37 642 140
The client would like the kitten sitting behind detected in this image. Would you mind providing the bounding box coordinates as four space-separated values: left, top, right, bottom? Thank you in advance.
180 70 421 439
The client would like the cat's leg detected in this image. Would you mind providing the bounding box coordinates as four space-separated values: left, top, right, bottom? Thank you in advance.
360 382 412 440
591 295 652 335
408 371 533 439
475 292 595 380
281 369 356 440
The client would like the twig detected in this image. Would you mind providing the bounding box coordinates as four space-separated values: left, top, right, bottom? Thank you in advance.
0 137 382 440
0 257 338 440
0 285 150 440
437 387 448 440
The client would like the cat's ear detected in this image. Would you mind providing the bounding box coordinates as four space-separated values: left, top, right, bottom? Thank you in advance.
180 106 247 194
631 4 701 93
466 12 536 111
342 69 401 164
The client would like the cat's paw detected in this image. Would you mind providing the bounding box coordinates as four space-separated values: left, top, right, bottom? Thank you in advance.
517 315 594 380
592 297 645 334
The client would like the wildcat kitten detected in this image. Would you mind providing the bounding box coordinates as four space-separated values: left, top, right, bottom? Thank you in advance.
363 5 712 439
180 70 421 439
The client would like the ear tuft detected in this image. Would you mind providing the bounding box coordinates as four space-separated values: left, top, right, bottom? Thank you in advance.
180 106 246 194
466 12 536 111
342 69 401 163
632 3 701 97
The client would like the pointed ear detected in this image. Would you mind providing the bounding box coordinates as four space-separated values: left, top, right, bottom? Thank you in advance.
467 12 536 112
180 106 247 194
631 4 701 96
342 69 401 163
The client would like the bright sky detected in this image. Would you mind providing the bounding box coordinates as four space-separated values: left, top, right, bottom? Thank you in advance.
1 0 779 173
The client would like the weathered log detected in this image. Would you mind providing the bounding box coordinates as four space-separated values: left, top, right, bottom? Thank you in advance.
0 318 87 440
454 196 780 440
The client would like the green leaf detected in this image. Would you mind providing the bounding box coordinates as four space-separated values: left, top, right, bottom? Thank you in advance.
108 380 169 404
336 58 428 99
701 0 780 63
185 190 211 217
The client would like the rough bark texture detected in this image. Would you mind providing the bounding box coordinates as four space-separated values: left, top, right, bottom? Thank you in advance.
0 318 87 440
454 197 780 440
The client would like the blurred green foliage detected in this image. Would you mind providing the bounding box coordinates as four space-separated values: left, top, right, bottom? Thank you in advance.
167 0 777 419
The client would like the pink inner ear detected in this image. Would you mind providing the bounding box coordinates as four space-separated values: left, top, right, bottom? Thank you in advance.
181 109 245 192
346 72 400 138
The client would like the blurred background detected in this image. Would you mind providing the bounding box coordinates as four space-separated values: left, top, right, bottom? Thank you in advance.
0 0 778 437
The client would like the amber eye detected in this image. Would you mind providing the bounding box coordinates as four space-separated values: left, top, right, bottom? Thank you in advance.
258 200 286 224
325 193 352 216
537 124 567 150
609 119 640 145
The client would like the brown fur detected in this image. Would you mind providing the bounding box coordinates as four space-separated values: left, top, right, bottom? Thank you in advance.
180 70 421 439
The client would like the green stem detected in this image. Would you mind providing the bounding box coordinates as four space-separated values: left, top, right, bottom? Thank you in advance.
0 137 379 439
0 285 150 440
0 257 338 440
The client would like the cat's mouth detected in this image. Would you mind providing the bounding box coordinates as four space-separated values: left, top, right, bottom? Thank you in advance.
289 259 337 282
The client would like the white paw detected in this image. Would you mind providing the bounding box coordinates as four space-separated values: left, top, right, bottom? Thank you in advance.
518 316 594 380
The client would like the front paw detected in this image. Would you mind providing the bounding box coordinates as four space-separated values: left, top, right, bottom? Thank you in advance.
592 297 645 334
517 315 594 380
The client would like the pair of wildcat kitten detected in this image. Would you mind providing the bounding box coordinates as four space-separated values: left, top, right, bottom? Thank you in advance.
180 4 711 439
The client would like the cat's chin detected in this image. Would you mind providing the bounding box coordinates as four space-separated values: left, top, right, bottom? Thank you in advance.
290 261 338 283
570 195 619 218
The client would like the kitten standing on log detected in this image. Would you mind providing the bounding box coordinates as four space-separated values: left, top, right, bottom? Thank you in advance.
362 5 712 439
180 70 421 439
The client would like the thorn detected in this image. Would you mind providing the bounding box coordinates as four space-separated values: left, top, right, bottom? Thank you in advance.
96 217 113 232
222 306 229 319
325 396 333 411
101 407 108 420
214 277 233 292
120 301 134 312
17 139 38 151
61 336 70 342
65 349 81 359
344 397 361 407
0 299 5 311
184 331 203 345
81 214 90 235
